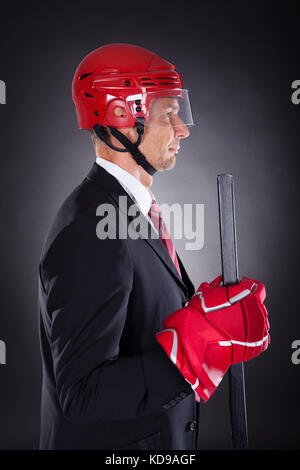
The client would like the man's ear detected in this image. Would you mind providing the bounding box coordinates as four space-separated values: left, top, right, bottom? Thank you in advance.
113 106 127 118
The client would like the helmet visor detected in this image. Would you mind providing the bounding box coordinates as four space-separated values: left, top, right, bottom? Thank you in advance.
126 88 194 128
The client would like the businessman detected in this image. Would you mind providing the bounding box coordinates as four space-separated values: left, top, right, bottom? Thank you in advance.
38 43 270 450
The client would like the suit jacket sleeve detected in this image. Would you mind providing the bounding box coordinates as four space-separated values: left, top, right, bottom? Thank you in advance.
39 222 193 425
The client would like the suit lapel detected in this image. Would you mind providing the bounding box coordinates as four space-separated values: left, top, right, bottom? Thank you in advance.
128 212 187 291
86 162 192 295
177 253 195 299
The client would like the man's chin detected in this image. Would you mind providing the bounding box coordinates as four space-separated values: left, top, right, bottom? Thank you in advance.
157 154 176 171
166 155 176 170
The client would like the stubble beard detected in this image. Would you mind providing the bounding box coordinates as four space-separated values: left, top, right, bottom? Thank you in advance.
155 152 176 171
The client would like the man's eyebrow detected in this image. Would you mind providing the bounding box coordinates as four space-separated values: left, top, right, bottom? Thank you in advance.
162 102 180 111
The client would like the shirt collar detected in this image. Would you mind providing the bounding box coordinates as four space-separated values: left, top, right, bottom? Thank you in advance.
95 156 154 216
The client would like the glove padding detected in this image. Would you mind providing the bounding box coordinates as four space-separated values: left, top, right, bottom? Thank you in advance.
156 276 270 402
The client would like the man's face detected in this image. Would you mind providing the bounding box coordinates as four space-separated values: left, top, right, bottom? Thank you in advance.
138 97 190 171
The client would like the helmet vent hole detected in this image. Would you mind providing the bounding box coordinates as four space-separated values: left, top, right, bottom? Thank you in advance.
80 72 93 80
84 93 94 98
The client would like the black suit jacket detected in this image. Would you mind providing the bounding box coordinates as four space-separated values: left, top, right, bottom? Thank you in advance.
38 162 198 450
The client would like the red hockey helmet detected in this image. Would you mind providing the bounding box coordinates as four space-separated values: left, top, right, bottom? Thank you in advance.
72 43 193 130
72 44 193 175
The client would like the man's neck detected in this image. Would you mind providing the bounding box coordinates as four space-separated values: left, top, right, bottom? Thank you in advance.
96 152 153 188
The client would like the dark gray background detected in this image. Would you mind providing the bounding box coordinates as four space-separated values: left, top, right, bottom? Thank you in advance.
0 0 299 450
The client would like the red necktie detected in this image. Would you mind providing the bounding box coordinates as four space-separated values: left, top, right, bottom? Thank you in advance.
148 199 182 278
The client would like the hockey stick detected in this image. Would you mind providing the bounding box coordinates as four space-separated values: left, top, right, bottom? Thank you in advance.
217 174 248 450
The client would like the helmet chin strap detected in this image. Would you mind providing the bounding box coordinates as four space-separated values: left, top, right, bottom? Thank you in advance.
93 122 157 176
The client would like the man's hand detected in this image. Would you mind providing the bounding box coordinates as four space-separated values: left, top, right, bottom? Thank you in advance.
156 276 270 402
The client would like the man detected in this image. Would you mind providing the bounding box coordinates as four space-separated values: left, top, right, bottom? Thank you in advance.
38 44 270 450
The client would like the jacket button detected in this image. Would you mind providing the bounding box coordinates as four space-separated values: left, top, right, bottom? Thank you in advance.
170 399 176 407
180 391 187 398
163 403 170 410
187 420 196 432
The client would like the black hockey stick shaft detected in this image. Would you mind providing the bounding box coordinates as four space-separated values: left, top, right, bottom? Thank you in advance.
217 174 248 450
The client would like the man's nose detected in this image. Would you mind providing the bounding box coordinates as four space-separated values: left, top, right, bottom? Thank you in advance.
174 123 189 139
173 116 190 139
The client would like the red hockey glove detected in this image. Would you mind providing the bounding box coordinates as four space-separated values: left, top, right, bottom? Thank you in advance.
156 276 270 402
